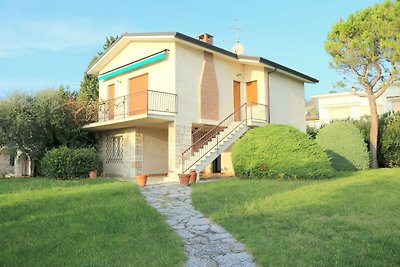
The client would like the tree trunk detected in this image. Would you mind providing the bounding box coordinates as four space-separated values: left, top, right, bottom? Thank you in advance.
367 94 379 168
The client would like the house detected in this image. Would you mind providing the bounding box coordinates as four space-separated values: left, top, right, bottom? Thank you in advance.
0 148 13 177
311 84 400 127
0 148 32 177
84 32 318 182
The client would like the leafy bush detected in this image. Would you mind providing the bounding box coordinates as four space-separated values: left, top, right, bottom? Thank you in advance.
316 121 369 171
379 113 400 167
41 147 102 179
232 124 334 179
348 116 371 145
306 126 319 139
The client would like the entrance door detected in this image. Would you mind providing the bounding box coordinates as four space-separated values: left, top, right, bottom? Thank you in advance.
129 74 148 115
233 81 241 121
108 84 115 119
246 80 258 105
212 155 221 173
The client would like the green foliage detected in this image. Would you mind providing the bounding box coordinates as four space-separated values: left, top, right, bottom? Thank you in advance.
232 124 334 180
316 121 370 171
325 1 400 91
78 57 99 102
41 147 102 179
348 116 371 145
379 112 400 167
325 1 400 168
79 35 119 101
0 88 98 175
306 125 319 139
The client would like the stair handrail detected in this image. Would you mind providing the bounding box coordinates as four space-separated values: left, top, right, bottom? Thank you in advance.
181 103 248 173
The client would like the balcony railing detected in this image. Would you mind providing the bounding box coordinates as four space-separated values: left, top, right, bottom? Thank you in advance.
98 90 177 122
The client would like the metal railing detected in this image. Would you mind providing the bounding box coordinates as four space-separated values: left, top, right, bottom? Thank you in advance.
98 90 177 122
181 102 269 173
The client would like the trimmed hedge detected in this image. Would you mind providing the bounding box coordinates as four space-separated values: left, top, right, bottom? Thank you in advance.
232 124 335 179
316 121 370 171
41 147 102 179
379 113 400 167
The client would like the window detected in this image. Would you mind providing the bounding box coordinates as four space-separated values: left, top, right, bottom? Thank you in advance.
106 135 123 163
328 106 350 120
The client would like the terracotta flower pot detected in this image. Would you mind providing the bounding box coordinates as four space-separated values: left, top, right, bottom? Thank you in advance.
88 170 97 179
178 174 190 186
136 174 148 187
189 170 197 184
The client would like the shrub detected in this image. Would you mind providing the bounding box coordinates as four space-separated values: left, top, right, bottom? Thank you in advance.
306 126 319 139
348 116 371 145
316 121 369 171
379 112 400 167
232 124 335 179
41 147 102 179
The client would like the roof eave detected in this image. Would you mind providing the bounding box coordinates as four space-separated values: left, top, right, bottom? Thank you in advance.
259 57 319 84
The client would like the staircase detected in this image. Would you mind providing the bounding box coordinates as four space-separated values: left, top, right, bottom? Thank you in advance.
181 103 269 175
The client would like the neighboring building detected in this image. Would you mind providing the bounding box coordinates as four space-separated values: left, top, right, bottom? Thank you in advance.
84 32 318 181
311 85 400 127
0 148 32 177
0 148 13 177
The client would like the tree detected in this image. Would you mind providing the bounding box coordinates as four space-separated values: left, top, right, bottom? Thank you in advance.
325 1 400 168
0 88 98 175
79 35 119 101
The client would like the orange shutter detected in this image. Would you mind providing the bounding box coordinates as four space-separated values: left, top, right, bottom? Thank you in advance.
233 81 241 121
129 74 148 115
246 80 258 106
108 84 115 119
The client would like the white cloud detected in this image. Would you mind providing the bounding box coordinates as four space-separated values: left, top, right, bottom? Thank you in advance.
0 19 122 57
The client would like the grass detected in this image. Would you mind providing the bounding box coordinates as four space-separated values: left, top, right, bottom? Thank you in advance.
192 169 400 266
0 178 185 267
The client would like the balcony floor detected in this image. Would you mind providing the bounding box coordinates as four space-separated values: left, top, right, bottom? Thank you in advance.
83 113 175 131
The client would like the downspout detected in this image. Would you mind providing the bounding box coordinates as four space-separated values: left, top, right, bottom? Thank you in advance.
267 67 277 123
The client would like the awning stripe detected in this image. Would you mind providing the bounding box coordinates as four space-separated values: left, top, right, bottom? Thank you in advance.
98 50 168 81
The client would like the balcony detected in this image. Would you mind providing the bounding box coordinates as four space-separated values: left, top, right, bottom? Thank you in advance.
84 90 177 131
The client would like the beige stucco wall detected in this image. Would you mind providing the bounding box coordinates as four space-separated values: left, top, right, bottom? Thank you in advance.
313 93 387 123
213 54 244 119
0 151 13 174
99 128 138 178
141 127 168 174
202 146 235 175
98 41 176 103
269 71 306 131
100 126 169 178
174 43 203 125
243 65 268 106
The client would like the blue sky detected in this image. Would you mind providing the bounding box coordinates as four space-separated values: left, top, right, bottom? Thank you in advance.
0 0 382 99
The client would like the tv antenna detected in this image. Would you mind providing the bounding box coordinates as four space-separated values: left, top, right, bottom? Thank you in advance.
231 18 244 55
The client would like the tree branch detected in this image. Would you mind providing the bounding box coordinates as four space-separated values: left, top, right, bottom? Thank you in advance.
370 63 382 89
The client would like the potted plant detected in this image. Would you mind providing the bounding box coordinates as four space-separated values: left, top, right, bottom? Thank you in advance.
189 169 197 184
88 170 97 179
135 174 148 187
178 173 190 186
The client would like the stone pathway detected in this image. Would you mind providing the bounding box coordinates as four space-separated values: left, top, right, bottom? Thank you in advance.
139 182 256 267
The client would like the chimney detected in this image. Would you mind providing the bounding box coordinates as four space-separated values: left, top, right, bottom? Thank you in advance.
197 33 214 45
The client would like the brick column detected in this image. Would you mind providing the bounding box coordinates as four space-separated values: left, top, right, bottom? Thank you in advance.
200 51 219 120
130 130 143 177
167 122 192 181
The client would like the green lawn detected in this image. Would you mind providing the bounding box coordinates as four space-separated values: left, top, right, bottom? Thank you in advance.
192 169 400 266
0 178 185 267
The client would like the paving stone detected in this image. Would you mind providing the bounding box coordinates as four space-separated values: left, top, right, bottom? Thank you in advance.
215 253 256 267
137 182 255 267
187 257 217 267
